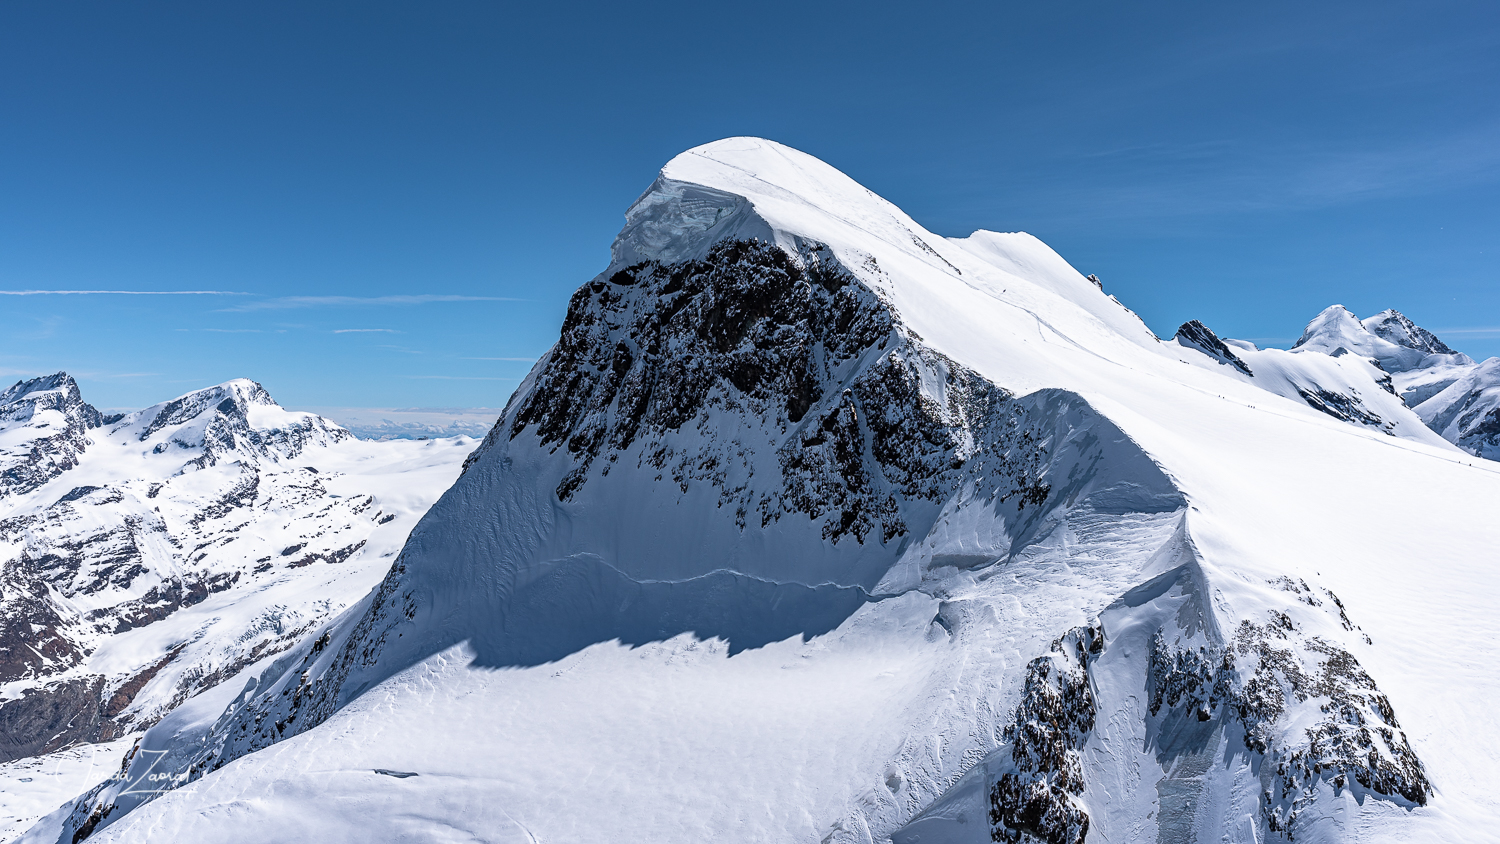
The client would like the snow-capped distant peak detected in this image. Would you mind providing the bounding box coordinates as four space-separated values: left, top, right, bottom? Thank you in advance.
0 372 91 410
0 373 105 499
119 378 349 469
130 379 275 437
1362 308 1459 356
1291 304 1366 353
1292 304 1472 374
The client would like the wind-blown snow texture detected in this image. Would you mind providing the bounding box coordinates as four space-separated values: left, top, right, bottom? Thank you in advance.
29 139 1500 844
0 375 474 838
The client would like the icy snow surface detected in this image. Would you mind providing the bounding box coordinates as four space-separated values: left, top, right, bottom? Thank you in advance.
28 138 1500 844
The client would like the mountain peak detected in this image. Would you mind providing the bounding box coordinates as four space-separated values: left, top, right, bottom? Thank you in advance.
612 137 961 283
125 379 348 468
1292 304 1471 373
0 372 85 407
1292 304 1365 351
612 137 859 267
0 372 104 498
135 379 278 439
1362 309 1458 356
1174 320 1253 376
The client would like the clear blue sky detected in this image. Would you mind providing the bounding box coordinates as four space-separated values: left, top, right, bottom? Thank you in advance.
3 1 1497 411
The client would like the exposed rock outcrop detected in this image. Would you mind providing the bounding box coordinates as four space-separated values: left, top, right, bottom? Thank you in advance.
1174 320 1253 376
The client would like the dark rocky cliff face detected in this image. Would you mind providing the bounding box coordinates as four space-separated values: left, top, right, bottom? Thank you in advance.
989 626 1099 844
1174 321 1253 377
502 239 1058 544
509 239 901 531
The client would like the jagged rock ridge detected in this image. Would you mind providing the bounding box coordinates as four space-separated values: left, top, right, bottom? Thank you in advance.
1174 320 1253 376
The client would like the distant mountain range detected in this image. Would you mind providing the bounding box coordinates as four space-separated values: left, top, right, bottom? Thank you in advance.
0 374 474 838
296 406 503 441
1173 305 1500 459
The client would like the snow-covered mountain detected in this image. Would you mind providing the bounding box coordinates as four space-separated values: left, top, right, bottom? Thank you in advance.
1174 305 1500 460
1293 305 1472 373
0 374 475 838
1171 316 1446 444
0 374 107 501
29 139 1500 844
1410 357 1500 459
1303 307 1500 459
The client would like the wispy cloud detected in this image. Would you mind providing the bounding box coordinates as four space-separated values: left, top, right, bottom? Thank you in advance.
403 375 517 381
175 328 263 333
1430 327 1500 337
334 328 400 334
946 121 1500 229
20 315 63 341
0 289 246 296
220 294 520 312
462 356 536 361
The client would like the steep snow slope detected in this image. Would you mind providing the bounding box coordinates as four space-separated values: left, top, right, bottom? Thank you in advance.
0 374 475 833
33 139 1500 844
1412 357 1500 458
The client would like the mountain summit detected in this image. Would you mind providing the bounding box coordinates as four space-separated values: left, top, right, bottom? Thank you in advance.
1363 308 1460 356
1293 304 1472 373
0 373 106 499
32 140 1500 844
1282 306 1500 459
